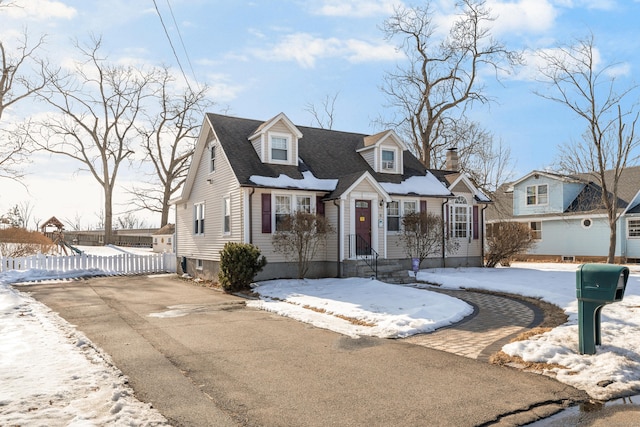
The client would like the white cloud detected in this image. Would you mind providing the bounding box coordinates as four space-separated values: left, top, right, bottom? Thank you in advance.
255 33 402 68
487 0 558 35
5 0 76 20
312 0 403 17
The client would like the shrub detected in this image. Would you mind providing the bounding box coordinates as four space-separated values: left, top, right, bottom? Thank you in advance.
218 242 267 292
485 222 535 268
272 211 334 279
399 212 458 270
0 227 55 257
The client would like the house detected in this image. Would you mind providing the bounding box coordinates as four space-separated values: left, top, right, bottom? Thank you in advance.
171 112 491 281
152 224 175 253
487 167 640 263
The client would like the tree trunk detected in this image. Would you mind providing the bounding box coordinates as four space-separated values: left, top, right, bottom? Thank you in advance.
607 216 617 264
160 185 171 227
104 185 113 245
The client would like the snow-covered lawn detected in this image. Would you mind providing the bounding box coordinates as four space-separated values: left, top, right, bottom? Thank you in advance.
0 246 168 426
2 258 640 425
249 263 640 401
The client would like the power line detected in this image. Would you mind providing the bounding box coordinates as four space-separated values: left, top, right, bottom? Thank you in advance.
152 0 195 92
164 0 198 84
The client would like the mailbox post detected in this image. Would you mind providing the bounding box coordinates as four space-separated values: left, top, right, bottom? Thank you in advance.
576 264 629 355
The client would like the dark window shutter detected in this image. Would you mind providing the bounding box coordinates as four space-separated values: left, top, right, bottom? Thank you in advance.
316 196 325 217
472 206 479 240
445 205 449 238
420 200 427 213
262 193 271 233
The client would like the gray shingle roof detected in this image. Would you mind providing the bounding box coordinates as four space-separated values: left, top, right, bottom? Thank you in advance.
207 113 448 198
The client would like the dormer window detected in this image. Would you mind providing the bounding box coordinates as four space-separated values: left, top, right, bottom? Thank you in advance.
270 134 289 162
381 149 396 172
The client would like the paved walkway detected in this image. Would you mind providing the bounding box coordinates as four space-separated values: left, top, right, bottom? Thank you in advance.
403 287 543 362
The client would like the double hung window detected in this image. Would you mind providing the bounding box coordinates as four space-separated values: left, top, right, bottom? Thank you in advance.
526 184 548 205
194 202 205 235
271 136 288 161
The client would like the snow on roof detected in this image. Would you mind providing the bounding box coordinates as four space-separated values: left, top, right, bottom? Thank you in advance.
380 174 452 196
249 171 338 191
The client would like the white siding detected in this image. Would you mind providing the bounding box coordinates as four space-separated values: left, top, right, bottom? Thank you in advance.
176 140 242 261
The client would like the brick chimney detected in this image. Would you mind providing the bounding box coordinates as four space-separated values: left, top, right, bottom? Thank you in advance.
445 148 459 172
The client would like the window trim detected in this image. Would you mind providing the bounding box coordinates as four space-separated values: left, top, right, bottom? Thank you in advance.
210 144 216 173
387 201 400 232
628 218 640 238
526 184 548 206
450 196 470 239
381 148 397 172
269 132 291 164
193 202 205 235
530 221 542 240
223 196 231 235
273 192 316 232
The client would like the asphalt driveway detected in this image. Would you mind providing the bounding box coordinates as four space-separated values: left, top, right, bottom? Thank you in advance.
18 275 588 426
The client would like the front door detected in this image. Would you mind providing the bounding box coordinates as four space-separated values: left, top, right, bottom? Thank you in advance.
355 200 371 256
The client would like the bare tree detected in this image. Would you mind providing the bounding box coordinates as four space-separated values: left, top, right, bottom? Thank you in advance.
379 0 521 168
5 201 34 228
436 119 515 192
116 212 147 229
0 29 47 181
304 92 339 129
399 211 458 270
130 66 212 227
30 36 154 244
537 34 640 263
272 211 334 279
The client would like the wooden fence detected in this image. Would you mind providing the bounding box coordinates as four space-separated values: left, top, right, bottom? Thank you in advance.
0 252 177 275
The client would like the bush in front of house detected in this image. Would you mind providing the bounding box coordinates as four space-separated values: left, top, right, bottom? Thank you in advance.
218 242 267 292
485 221 535 267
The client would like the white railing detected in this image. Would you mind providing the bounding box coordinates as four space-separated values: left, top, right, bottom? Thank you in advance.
0 252 177 275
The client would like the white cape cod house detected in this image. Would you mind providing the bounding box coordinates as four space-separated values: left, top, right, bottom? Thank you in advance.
171 113 491 281
487 168 640 263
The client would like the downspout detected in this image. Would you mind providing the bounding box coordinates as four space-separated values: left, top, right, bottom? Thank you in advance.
442 199 447 268
248 188 255 244
481 204 488 267
334 199 341 278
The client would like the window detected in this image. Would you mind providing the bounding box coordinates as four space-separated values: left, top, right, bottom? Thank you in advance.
271 135 288 161
530 221 542 240
223 197 230 234
629 219 640 238
582 218 592 229
196 259 203 270
450 196 469 238
387 201 399 231
403 201 417 215
194 202 205 235
382 149 395 170
210 145 216 172
296 195 311 213
526 184 548 205
275 195 291 231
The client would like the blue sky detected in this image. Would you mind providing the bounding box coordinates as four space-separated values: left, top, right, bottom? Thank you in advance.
2 0 640 227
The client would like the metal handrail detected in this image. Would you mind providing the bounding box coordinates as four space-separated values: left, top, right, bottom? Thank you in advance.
349 234 378 278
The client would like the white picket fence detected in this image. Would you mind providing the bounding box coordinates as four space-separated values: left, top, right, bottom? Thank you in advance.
0 252 177 275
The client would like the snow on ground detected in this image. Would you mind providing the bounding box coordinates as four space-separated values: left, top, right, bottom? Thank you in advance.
3 257 640 426
246 277 473 338
0 246 168 426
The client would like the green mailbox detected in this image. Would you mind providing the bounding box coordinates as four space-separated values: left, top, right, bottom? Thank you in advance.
576 264 629 355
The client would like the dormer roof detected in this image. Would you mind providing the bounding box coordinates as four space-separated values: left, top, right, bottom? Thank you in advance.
248 112 303 140
358 129 408 151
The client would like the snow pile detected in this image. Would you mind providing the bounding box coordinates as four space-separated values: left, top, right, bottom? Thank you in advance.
0 254 168 425
417 263 640 400
249 171 338 191
247 277 473 338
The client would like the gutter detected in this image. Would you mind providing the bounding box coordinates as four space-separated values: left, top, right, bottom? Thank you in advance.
442 198 448 268
333 199 341 278
481 204 488 267
248 188 255 244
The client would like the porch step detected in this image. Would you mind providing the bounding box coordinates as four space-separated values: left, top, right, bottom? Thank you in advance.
343 259 415 284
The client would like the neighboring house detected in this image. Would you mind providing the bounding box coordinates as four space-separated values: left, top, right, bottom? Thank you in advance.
153 224 175 253
171 112 491 281
487 167 640 263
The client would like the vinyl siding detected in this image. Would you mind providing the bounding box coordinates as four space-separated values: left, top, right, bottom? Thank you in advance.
250 188 331 263
514 176 565 216
176 138 242 261
386 198 442 259
360 149 375 170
